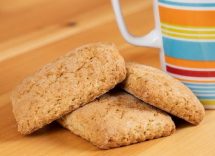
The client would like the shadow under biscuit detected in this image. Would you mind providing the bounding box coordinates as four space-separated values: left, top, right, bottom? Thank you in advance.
171 116 193 129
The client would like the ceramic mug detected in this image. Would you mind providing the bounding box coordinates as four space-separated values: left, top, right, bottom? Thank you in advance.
111 0 215 109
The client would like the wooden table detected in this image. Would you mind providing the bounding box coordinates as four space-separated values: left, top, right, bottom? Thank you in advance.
0 0 215 155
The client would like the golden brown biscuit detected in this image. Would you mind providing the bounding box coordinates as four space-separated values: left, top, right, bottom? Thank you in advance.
59 91 175 149
121 62 205 125
11 43 126 135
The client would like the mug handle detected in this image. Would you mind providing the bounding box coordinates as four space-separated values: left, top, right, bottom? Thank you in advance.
111 0 161 48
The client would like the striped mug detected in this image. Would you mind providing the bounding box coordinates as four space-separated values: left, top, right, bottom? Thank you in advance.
112 0 215 109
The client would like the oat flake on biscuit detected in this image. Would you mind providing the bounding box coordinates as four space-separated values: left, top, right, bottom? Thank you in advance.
11 42 126 135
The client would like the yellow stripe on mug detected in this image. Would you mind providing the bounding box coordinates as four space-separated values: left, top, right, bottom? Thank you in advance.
162 30 215 40
161 23 215 40
161 23 215 34
200 100 215 105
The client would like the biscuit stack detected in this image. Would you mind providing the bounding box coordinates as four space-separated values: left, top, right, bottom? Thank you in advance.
11 43 205 149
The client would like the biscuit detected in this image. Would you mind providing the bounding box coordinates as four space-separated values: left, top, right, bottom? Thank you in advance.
58 91 175 149
121 63 205 125
11 43 126 135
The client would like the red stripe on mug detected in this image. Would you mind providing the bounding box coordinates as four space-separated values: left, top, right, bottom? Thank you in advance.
166 65 215 77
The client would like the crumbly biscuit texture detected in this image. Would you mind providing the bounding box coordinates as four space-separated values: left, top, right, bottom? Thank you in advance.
11 43 126 134
121 63 205 125
59 91 175 149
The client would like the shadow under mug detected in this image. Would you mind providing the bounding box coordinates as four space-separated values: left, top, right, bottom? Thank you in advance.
111 0 215 109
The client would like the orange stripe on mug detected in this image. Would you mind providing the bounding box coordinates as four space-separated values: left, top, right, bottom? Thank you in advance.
165 56 215 68
159 6 215 27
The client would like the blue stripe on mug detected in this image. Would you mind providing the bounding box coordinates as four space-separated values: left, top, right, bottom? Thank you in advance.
189 87 215 91
163 37 215 61
193 90 215 94
183 82 215 87
159 0 215 7
197 95 215 99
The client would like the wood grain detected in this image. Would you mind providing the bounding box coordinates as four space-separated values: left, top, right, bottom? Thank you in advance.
0 0 215 155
